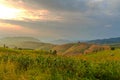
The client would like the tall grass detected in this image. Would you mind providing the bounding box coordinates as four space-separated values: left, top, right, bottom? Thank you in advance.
0 47 120 80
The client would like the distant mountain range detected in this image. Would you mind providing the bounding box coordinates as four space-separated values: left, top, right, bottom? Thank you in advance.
88 37 120 44
50 39 72 45
50 37 120 45
0 36 120 55
0 37 40 43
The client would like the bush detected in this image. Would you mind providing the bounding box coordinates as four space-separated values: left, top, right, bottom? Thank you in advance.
17 56 34 71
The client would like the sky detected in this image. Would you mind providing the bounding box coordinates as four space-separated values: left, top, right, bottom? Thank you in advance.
0 0 120 41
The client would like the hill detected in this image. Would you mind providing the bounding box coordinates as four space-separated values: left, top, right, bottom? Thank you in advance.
88 37 120 44
52 42 111 55
50 39 72 45
52 43 74 54
0 37 55 49
0 37 112 54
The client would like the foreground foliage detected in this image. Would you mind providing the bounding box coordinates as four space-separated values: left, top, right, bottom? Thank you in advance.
0 47 120 80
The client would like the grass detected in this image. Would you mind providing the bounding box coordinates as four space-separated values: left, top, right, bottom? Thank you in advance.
0 47 120 80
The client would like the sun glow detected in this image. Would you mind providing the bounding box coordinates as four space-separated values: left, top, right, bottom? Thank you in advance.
0 4 21 19
0 1 62 22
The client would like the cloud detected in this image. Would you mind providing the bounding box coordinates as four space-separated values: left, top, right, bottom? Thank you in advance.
0 0 120 40
17 0 88 12
0 0 63 22
16 9 63 22
1 0 120 20
0 22 39 36
104 25 112 28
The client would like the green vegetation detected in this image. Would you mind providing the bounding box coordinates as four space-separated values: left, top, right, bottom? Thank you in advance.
109 43 120 49
0 37 55 50
0 47 120 80
88 37 120 44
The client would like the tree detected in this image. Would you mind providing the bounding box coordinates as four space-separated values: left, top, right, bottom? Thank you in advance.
50 50 52 54
111 47 115 50
3 44 6 48
52 50 57 55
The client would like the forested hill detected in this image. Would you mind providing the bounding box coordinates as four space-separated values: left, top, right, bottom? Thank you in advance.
88 37 120 44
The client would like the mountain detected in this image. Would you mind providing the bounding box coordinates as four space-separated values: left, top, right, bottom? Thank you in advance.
0 37 112 55
50 39 72 45
52 43 74 54
88 37 120 44
0 37 55 49
52 42 111 55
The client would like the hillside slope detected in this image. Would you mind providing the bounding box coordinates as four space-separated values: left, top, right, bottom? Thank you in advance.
0 37 55 50
52 43 111 55
88 37 120 44
50 39 72 44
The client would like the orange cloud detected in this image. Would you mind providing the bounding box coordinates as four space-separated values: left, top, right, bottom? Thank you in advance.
0 0 63 22
18 9 63 21
0 22 38 35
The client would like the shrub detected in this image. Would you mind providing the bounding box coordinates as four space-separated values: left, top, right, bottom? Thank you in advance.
17 56 34 71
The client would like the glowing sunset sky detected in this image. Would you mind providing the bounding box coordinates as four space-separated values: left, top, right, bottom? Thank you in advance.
0 0 120 41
